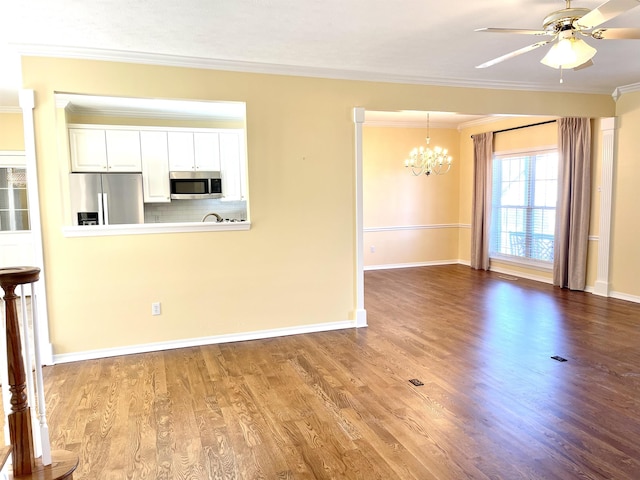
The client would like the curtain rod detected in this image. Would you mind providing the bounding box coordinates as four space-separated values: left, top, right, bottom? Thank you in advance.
471 119 556 138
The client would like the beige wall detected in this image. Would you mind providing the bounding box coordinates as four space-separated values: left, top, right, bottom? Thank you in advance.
0 112 24 150
21 56 617 356
611 91 640 297
363 125 459 267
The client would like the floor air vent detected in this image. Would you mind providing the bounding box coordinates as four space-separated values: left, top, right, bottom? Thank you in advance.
551 355 568 362
408 379 424 386
497 274 519 281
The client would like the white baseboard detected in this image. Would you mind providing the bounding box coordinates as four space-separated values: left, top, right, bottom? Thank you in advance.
364 259 459 271
41 342 54 366
52 319 356 364
489 265 554 284
610 291 640 304
50 274 640 365
593 280 610 297
365 260 616 297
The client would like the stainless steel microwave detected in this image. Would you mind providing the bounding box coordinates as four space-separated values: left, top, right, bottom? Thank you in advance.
169 171 222 200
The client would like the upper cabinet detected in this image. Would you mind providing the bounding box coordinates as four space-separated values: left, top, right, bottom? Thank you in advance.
69 128 108 171
167 129 244 200
69 124 246 202
69 126 142 172
194 133 221 172
168 131 220 172
140 131 170 203
105 130 142 171
167 132 195 171
219 131 245 201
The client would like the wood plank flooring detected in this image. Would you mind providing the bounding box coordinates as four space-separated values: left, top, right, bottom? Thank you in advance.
23 265 640 478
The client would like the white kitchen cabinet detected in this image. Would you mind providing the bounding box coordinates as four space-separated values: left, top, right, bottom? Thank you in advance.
168 131 220 171
69 128 108 172
69 127 142 172
167 131 195 171
140 131 171 203
69 125 246 205
194 132 220 171
105 130 142 172
219 131 245 201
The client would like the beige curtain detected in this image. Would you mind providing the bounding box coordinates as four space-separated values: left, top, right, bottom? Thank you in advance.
471 132 494 270
553 118 591 290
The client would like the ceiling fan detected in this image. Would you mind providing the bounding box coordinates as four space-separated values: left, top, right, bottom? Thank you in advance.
475 0 640 72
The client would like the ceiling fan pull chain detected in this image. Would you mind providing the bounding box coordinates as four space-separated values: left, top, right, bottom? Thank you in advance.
560 66 564 84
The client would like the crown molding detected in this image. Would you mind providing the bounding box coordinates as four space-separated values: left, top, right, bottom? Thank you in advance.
364 114 534 130
63 105 238 122
457 116 515 131
15 44 616 95
612 81 640 101
363 119 459 129
55 93 245 122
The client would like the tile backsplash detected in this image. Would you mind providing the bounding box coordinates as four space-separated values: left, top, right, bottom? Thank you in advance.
144 199 247 223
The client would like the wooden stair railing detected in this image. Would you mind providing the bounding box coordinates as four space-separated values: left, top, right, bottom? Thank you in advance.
0 267 78 480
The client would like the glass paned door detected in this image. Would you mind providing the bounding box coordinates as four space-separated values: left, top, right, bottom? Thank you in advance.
0 167 30 231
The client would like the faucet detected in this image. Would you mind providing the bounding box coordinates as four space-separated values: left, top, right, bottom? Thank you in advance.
202 212 223 222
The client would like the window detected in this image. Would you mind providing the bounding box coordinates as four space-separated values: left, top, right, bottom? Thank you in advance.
0 167 30 231
490 149 557 264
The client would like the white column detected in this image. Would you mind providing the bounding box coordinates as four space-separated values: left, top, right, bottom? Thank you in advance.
593 117 616 297
19 89 54 364
353 107 367 328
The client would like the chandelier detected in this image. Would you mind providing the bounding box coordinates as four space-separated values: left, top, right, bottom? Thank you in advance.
404 113 452 176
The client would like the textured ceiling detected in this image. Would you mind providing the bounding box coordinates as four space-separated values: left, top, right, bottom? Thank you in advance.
1 0 640 108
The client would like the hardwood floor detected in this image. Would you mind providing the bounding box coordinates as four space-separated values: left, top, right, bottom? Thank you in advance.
29 265 640 478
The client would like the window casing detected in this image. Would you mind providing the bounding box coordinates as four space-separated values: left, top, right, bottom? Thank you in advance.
489 148 558 266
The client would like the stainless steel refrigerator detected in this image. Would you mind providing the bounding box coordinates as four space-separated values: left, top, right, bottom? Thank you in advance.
69 173 144 226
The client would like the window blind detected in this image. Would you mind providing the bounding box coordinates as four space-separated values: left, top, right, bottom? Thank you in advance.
490 149 558 263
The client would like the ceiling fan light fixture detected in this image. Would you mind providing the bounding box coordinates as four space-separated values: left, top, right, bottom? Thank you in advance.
540 36 597 69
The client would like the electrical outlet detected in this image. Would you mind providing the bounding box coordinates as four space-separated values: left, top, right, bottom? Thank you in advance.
151 302 161 316
370 245 376 253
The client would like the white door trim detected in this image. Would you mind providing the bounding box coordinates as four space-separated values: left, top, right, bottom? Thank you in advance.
353 107 367 328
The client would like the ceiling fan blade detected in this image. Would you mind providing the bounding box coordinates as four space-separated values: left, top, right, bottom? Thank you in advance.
475 27 551 36
573 59 594 70
577 0 640 29
591 27 640 39
475 40 552 68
